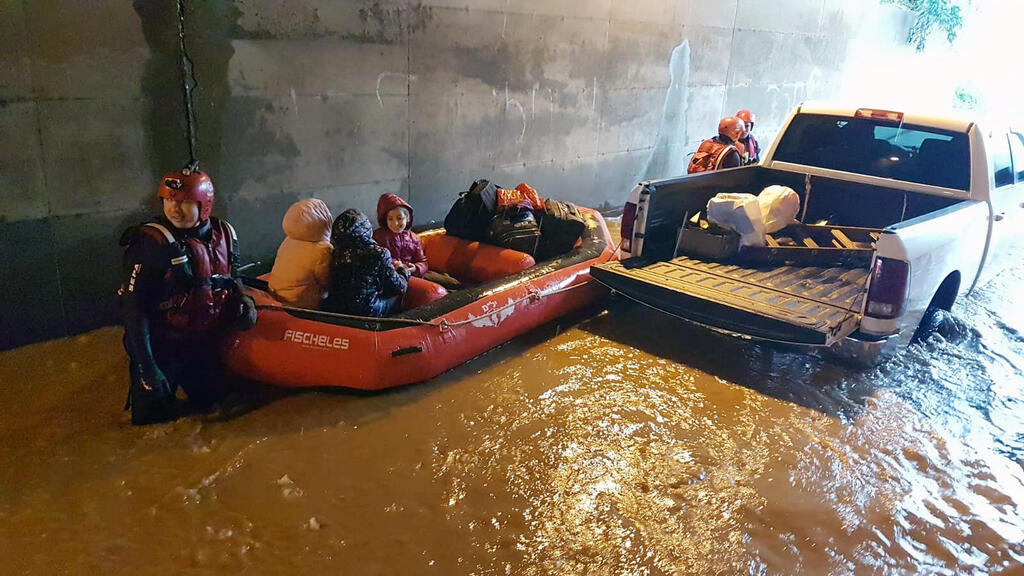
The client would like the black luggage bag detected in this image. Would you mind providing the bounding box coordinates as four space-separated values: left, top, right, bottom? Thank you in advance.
535 199 587 260
444 180 499 241
675 226 740 261
488 208 541 256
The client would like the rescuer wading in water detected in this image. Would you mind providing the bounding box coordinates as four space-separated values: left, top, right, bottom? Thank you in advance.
118 169 257 425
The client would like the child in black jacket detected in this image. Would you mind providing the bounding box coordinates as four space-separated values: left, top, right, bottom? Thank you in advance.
322 209 409 317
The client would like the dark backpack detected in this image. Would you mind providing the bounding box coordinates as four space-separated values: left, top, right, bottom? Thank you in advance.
488 207 541 256
535 199 586 260
472 179 500 212
687 138 737 174
444 179 498 241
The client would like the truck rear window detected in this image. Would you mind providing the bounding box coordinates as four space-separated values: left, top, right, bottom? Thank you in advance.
772 113 970 190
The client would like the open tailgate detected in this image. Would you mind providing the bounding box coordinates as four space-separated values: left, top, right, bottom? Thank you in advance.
591 256 870 346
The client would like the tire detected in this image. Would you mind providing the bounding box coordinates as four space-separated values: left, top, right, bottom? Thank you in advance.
912 307 967 344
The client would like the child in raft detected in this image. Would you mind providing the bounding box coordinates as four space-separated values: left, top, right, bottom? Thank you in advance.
372 193 428 278
267 198 333 309
322 209 409 317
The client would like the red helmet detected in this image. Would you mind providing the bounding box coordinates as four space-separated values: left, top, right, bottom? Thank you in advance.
736 109 755 126
157 169 215 221
718 116 746 142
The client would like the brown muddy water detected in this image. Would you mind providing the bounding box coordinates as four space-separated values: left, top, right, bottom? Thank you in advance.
2 239 1024 575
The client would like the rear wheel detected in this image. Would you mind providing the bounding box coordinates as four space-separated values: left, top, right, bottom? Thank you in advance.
912 307 968 344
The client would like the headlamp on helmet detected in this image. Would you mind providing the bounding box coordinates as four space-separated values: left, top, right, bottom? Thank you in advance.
157 169 215 221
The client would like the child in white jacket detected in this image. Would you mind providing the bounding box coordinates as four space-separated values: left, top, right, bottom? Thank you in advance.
268 198 333 309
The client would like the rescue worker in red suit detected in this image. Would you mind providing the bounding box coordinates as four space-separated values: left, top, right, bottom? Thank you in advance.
736 109 760 165
119 169 257 425
687 116 745 173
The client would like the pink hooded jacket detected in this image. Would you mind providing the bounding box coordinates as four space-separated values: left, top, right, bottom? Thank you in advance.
268 198 333 308
372 193 428 278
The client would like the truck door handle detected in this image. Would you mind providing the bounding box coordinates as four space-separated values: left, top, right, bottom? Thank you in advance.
994 213 1005 222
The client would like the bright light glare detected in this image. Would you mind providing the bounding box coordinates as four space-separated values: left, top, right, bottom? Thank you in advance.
841 1 1024 125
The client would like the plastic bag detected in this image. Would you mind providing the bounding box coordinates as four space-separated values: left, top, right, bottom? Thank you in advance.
515 183 545 210
757 185 800 233
496 183 546 211
496 187 524 210
706 193 765 247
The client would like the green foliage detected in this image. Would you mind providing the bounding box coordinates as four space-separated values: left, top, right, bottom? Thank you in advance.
882 0 965 51
954 87 979 110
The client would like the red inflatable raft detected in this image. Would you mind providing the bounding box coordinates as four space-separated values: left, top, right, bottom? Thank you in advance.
222 208 617 390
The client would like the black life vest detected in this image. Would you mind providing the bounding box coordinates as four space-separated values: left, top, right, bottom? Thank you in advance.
135 218 238 332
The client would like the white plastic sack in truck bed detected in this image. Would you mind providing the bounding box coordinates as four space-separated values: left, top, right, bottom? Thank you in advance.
757 185 800 233
706 193 765 247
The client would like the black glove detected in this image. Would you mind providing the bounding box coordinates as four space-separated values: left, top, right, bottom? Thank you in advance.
129 361 176 425
137 362 173 398
223 279 257 331
235 293 258 331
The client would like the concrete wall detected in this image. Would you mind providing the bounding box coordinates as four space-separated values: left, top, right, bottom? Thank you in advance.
0 0 901 350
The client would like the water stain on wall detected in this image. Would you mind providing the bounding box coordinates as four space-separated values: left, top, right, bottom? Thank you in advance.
352 1 434 44
133 0 239 191
232 1 433 43
215 96 302 195
451 43 537 93
224 188 305 264
233 2 326 39
637 41 690 182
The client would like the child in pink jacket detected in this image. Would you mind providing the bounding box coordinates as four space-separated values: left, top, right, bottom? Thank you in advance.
268 198 333 308
372 193 428 277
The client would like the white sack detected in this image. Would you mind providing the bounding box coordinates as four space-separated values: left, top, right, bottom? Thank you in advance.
706 193 765 247
757 185 800 233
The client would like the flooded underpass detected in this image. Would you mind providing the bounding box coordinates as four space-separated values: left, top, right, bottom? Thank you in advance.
2 261 1024 574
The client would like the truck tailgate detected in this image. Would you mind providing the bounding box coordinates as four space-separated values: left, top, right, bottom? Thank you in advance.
591 256 870 346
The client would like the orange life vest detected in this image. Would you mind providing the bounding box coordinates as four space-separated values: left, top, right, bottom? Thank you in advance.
687 139 738 174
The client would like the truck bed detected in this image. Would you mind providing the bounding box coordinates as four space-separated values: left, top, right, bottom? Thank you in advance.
591 256 871 346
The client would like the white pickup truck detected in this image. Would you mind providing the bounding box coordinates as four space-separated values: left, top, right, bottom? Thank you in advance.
592 102 1024 362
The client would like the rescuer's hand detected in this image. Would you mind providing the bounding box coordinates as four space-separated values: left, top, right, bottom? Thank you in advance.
138 362 173 398
225 279 258 331
240 294 258 330
232 293 258 332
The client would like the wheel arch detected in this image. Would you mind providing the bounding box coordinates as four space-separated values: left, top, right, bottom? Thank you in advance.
926 271 962 312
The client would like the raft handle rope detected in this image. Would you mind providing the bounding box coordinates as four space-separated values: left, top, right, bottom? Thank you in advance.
252 241 620 330
253 247 619 329
254 280 588 330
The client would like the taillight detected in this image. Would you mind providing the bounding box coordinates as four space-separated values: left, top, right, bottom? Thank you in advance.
620 201 637 253
866 257 910 318
855 108 904 123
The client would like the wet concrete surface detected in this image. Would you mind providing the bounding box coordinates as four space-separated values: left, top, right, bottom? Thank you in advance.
2 249 1023 574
